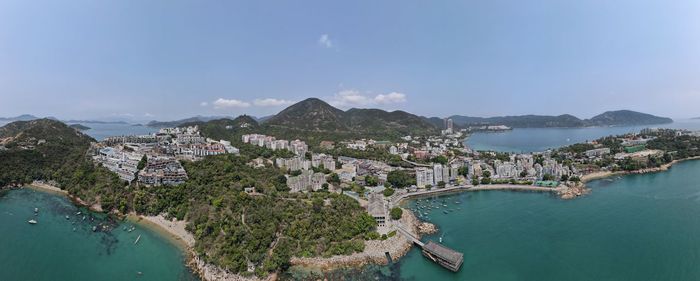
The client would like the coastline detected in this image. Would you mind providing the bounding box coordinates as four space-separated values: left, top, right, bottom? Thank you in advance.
581 156 700 185
25 182 261 281
27 181 68 195
131 214 269 281
289 209 422 270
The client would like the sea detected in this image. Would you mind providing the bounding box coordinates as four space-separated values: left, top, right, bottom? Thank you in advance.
288 159 700 281
3 121 700 280
465 119 700 153
0 188 198 281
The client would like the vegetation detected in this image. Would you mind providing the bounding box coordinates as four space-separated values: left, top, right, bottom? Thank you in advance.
0 119 378 277
449 110 672 128
382 187 395 197
387 170 414 188
390 207 403 220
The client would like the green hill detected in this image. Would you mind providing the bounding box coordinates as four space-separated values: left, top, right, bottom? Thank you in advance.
586 110 673 126
0 120 123 203
264 98 439 141
448 110 672 128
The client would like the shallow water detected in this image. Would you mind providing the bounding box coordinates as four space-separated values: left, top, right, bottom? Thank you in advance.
0 188 198 281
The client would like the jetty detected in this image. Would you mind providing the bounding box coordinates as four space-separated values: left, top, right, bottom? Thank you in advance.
396 226 463 272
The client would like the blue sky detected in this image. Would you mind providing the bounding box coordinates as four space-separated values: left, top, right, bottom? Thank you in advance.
0 0 699 121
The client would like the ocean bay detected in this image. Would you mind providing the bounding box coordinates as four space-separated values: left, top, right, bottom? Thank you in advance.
311 159 700 280
0 188 198 281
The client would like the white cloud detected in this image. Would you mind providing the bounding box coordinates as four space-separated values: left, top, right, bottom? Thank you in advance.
213 98 251 109
200 101 208 107
318 34 333 48
374 92 407 104
253 98 295 107
329 90 407 108
144 112 154 117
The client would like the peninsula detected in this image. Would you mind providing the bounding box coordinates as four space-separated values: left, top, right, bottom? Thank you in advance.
1 99 698 281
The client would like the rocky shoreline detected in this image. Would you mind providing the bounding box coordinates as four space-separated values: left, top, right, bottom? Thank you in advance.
562 156 700 200
290 209 425 270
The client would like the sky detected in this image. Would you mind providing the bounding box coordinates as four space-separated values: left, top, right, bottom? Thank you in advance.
0 0 699 121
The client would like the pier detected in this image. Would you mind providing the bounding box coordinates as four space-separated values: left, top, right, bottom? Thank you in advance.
396 226 464 272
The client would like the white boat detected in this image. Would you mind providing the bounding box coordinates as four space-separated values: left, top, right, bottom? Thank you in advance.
134 235 141 245
28 219 37 224
34 208 39 213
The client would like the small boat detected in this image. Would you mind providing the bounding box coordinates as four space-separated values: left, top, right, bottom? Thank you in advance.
439 237 443 243
34 208 39 213
28 219 38 224
72 228 76 231
76 211 81 215
443 210 448 214
65 215 70 220
92 226 98 232
134 235 141 245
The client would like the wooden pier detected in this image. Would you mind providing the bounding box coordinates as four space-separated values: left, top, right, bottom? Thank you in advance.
396 226 464 272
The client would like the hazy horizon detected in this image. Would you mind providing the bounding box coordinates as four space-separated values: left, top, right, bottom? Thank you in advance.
1 1 699 120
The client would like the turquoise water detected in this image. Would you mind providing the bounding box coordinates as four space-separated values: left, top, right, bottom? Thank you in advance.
0 189 198 281
299 159 700 280
465 120 700 153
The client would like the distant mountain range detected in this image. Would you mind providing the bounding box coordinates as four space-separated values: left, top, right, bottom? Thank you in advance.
146 116 235 128
448 110 673 128
0 114 43 122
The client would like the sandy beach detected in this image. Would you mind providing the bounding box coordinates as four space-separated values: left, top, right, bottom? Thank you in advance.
131 214 268 281
27 181 68 195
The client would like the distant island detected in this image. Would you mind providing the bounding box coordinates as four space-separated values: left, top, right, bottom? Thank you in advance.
68 124 91 131
448 110 673 128
0 114 42 122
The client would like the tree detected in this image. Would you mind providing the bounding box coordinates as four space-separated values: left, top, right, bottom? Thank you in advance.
520 170 528 178
387 170 412 188
472 178 479 186
437 181 446 188
383 187 395 197
432 155 448 165
560 174 569 181
569 176 581 182
458 166 469 177
390 207 403 220
542 174 555 181
365 175 379 187
480 177 491 184
137 154 148 170
482 170 491 178
327 173 340 184
425 184 432 190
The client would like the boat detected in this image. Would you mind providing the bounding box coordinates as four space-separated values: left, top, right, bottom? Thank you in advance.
92 226 98 232
34 208 39 213
65 215 70 220
28 219 37 224
439 237 443 243
443 210 448 214
134 235 141 245
76 211 81 215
